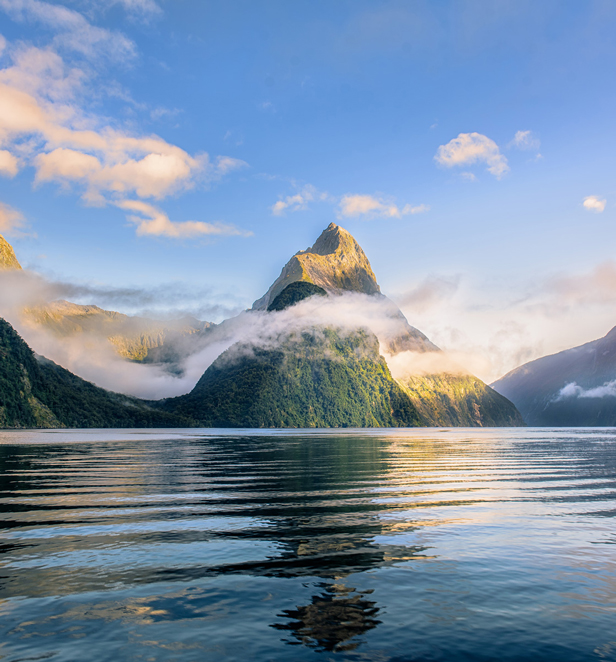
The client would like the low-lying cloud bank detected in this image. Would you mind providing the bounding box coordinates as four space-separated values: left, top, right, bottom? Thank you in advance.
0 267 477 400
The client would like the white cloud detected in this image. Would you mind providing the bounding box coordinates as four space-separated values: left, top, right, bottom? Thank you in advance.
583 195 606 213
215 155 248 175
435 132 509 179
0 0 136 63
271 185 329 215
510 130 540 151
107 0 162 17
0 42 246 206
555 380 616 400
338 194 429 219
0 149 18 176
0 34 6 56
116 200 252 239
0 201 25 234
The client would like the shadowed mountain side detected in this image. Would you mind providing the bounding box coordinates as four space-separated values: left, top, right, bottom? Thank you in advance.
159 328 421 428
398 373 525 427
492 326 616 426
0 317 188 428
267 281 327 312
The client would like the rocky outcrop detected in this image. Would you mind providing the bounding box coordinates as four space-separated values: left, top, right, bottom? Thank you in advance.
0 234 21 270
253 223 381 310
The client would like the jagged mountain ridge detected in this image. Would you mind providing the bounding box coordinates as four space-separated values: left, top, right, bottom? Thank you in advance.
253 222 381 310
492 326 616 426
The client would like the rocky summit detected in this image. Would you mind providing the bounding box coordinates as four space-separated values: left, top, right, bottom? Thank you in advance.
252 223 381 310
0 234 21 270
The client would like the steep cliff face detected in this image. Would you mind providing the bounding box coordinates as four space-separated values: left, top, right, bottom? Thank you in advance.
252 223 381 310
0 235 21 270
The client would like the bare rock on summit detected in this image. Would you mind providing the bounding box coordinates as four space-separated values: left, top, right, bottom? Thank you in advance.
252 223 381 310
0 234 22 270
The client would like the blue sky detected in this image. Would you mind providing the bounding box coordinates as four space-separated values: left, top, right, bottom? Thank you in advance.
1 0 616 381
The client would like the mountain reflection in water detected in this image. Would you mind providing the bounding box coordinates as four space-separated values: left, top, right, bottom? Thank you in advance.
272 582 381 652
1 428 616 661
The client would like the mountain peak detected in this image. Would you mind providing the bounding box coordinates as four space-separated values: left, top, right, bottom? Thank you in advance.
0 235 22 270
252 223 380 310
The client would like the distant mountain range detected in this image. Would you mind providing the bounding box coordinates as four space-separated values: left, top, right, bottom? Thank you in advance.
492 326 616 426
0 226 524 428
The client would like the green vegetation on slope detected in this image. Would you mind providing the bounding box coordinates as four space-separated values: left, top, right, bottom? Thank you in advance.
267 281 327 311
397 373 525 427
0 317 188 428
162 327 421 428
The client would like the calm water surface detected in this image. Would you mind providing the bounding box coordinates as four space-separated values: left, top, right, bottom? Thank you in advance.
1 428 616 661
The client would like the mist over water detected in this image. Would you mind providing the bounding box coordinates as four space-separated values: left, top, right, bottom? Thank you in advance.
1 428 616 660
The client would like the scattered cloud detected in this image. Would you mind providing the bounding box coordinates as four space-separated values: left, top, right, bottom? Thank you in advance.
259 101 275 112
510 130 540 151
0 36 248 225
116 200 252 239
215 155 248 175
271 185 329 215
583 195 606 213
435 132 509 179
0 201 26 235
150 106 181 122
338 194 429 219
106 0 162 18
0 0 137 63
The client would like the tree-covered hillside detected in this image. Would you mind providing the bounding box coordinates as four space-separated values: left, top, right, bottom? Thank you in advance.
0 317 188 428
399 373 525 427
160 327 421 428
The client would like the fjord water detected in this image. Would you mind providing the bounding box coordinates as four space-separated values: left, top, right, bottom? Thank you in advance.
1 429 616 661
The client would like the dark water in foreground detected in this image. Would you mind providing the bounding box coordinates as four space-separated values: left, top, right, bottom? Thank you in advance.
1 429 616 661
